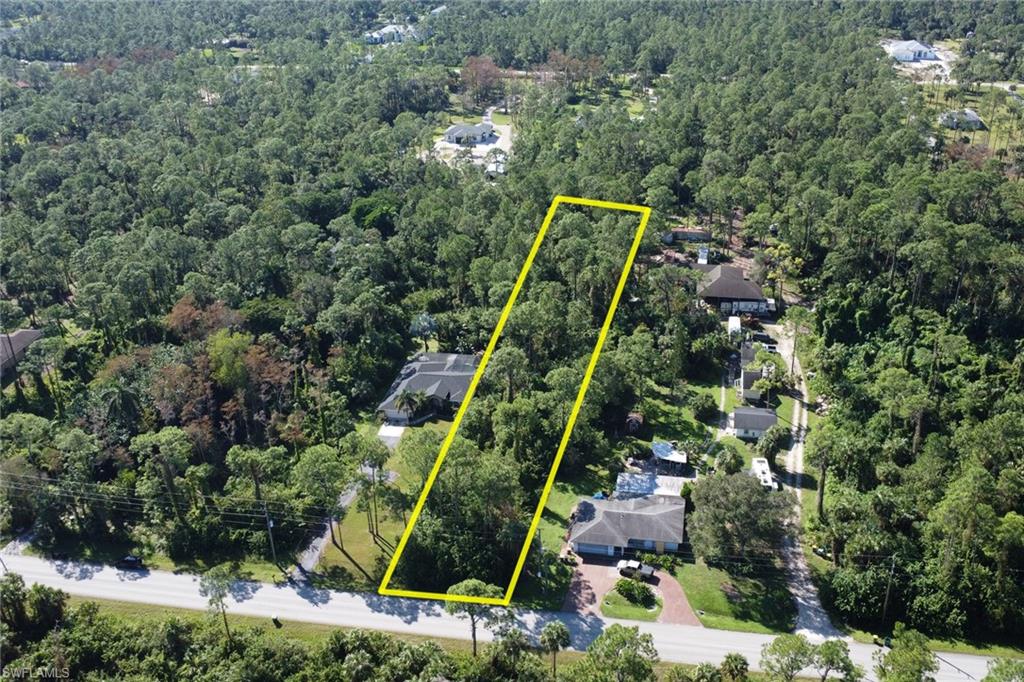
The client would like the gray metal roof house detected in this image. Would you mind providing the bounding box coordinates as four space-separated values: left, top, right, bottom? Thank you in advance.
730 406 778 440
1 329 43 377
569 496 685 556
939 108 985 131
377 352 478 424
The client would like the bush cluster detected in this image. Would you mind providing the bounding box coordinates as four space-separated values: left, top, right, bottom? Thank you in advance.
615 578 656 608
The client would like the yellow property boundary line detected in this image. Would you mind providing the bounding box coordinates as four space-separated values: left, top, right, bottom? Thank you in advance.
378 195 652 606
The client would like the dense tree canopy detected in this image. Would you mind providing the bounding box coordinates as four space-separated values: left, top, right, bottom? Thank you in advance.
1 0 1022 642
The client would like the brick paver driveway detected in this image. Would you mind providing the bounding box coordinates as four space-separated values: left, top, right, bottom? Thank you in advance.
562 556 620 615
650 570 702 626
561 555 702 626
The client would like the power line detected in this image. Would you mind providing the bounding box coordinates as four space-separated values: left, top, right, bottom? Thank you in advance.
1 471 332 521
0 477 329 529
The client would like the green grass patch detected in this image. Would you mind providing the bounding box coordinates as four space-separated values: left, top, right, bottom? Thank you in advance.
601 591 663 622
419 417 454 438
719 435 755 468
775 394 796 428
846 626 1024 660
639 383 712 445
25 534 283 582
674 559 795 634
316 496 405 590
923 83 1021 152
490 111 512 125
512 555 574 610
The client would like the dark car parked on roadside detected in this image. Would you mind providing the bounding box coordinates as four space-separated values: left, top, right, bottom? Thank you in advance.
115 555 145 570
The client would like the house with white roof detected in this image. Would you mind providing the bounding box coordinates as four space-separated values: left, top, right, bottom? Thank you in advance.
939 108 985 131
443 121 494 144
364 24 420 45
885 40 937 62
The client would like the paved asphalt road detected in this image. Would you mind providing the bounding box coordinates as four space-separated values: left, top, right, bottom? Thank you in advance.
0 554 993 681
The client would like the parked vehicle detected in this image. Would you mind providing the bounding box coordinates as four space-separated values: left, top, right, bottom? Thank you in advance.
616 559 656 580
115 555 145 570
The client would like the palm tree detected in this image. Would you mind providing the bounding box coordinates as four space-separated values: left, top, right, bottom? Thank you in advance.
540 621 571 678
719 652 750 681
394 389 419 421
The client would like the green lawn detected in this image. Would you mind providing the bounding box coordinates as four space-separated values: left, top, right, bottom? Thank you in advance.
490 110 512 125
63 596 827 677
316 498 405 591
923 83 1022 152
510 554 575 610
775 394 796 428
601 591 663 622
639 382 712 445
848 627 1024 660
26 534 284 583
719 435 755 468
674 559 796 634
419 417 454 438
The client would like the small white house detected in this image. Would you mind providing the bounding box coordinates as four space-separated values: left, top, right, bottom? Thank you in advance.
730 406 778 440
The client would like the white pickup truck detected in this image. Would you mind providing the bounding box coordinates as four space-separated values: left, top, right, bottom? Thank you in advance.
616 559 656 580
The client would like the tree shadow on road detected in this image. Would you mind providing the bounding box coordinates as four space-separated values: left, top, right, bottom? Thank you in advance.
358 592 443 624
229 577 262 603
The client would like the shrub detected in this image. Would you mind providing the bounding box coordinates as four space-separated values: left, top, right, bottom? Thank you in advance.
615 578 656 608
638 552 676 572
691 393 719 423
714 443 744 474
755 424 790 460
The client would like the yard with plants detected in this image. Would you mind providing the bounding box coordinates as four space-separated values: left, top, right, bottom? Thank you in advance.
601 590 663 621
600 577 663 621
924 83 1023 152
674 559 796 634
26 530 285 583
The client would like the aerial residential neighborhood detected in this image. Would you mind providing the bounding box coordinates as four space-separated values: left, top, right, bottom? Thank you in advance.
1 2 1023 681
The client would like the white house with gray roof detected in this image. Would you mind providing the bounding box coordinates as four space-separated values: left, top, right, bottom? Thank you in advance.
730 406 778 439
443 121 494 144
569 496 685 556
377 352 478 424
939 108 985 131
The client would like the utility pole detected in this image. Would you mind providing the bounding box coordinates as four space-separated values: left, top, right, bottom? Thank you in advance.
881 553 897 627
262 501 278 567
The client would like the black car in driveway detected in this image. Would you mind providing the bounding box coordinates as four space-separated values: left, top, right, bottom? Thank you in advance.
115 555 145 570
